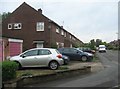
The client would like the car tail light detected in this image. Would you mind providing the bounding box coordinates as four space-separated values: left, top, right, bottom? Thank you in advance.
57 54 62 58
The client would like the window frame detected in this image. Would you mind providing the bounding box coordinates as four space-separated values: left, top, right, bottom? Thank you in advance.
61 30 64 36
14 23 22 29
36 22 44 31
70 35 72 39
8 23 12 29
64 32 66 37
56 27 60 33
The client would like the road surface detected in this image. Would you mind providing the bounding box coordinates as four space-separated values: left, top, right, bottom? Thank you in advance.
26 50 119 88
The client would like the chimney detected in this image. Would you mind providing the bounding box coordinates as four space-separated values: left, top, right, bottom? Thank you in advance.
61 26 63 28
38 8 42 14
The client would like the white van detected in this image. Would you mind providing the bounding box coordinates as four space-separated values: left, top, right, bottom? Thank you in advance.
98 45 106 52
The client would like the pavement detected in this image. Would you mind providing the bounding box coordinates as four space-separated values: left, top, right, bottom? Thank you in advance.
67 61 104 72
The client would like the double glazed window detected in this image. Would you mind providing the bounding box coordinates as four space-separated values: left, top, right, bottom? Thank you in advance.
56 27 60 33
36 22 44 31
64 32 66 37
8 24 12 29
61 30 64 36
14 23 22 29
8 23 22 29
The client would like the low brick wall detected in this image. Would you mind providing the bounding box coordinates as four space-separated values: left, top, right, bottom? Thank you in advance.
3 66 91 88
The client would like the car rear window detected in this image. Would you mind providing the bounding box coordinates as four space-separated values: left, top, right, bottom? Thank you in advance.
55 49 60 54
38 49 51 55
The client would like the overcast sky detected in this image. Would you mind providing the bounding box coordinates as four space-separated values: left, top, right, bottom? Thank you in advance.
0 0 119 43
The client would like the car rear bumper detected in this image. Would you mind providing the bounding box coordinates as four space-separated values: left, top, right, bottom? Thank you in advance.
99 50 106 52
58 59 64 65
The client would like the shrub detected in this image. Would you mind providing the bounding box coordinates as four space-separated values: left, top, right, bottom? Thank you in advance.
50 43 57 49
2 61 18 81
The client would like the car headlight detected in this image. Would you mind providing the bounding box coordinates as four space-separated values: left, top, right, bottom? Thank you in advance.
87 53 93 56
64 56 68 59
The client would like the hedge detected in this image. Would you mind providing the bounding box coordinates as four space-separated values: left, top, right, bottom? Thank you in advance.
2 61 18 81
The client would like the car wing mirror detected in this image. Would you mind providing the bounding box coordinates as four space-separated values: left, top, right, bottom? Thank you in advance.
21 54 26 58
76 51 79 54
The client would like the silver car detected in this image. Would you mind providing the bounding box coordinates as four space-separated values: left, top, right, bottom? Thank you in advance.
10 48 64 70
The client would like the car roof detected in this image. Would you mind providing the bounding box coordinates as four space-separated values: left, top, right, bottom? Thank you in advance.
58 47 76 49
58 47 79 50
26 48 56 51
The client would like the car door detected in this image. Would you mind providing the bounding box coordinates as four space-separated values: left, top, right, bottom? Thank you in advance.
35 49 51 66
20 49 39 67
68 49 81 60
62 48 72 58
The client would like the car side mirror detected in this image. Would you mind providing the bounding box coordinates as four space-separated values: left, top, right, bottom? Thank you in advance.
76 51 79 54
21 54 26 58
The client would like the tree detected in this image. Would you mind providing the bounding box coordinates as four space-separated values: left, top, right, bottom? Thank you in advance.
50 43 58 48
89 39 96 50
2 12 11 20
96 39 102 47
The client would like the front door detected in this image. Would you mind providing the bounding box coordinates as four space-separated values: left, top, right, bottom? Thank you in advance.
36 43 43 48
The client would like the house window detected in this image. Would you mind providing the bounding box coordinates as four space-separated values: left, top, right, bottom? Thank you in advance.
56 42 59 48
36 22 44 31
36 43 43 48
14 23 22 29
61 30 64 36
70 44 72 48
70 35 72 39
61 43 64 47
56 27 60 33
8 24 12 29
72 37 76 41
64 32 66 37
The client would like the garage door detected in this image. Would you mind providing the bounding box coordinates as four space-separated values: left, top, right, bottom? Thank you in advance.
9 42 22 56
0 41 3 61
9 39 23 57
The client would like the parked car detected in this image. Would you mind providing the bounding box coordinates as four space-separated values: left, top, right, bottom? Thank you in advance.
78 47 96 54
62 55 70 65
10 48 64 70
58 48 93 62
98 45 106 53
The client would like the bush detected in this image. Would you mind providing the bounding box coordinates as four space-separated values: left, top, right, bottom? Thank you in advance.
2 61 18 81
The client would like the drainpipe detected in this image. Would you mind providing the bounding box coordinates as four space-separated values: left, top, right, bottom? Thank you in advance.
48 20 52 48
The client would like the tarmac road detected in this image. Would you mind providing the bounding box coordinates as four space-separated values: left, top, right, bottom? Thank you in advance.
27 50 119 88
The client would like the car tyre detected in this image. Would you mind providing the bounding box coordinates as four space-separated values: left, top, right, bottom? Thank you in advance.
15 62 22 70
81 56 88 62
49 61 59 70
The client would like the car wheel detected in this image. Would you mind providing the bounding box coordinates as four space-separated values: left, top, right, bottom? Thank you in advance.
15 62 22 70
81 56 88 62
49 61 59 70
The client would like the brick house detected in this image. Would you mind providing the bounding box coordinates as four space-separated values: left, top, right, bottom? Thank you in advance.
1 2 83 60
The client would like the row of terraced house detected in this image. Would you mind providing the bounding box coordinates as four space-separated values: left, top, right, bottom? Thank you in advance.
0 2 83 61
